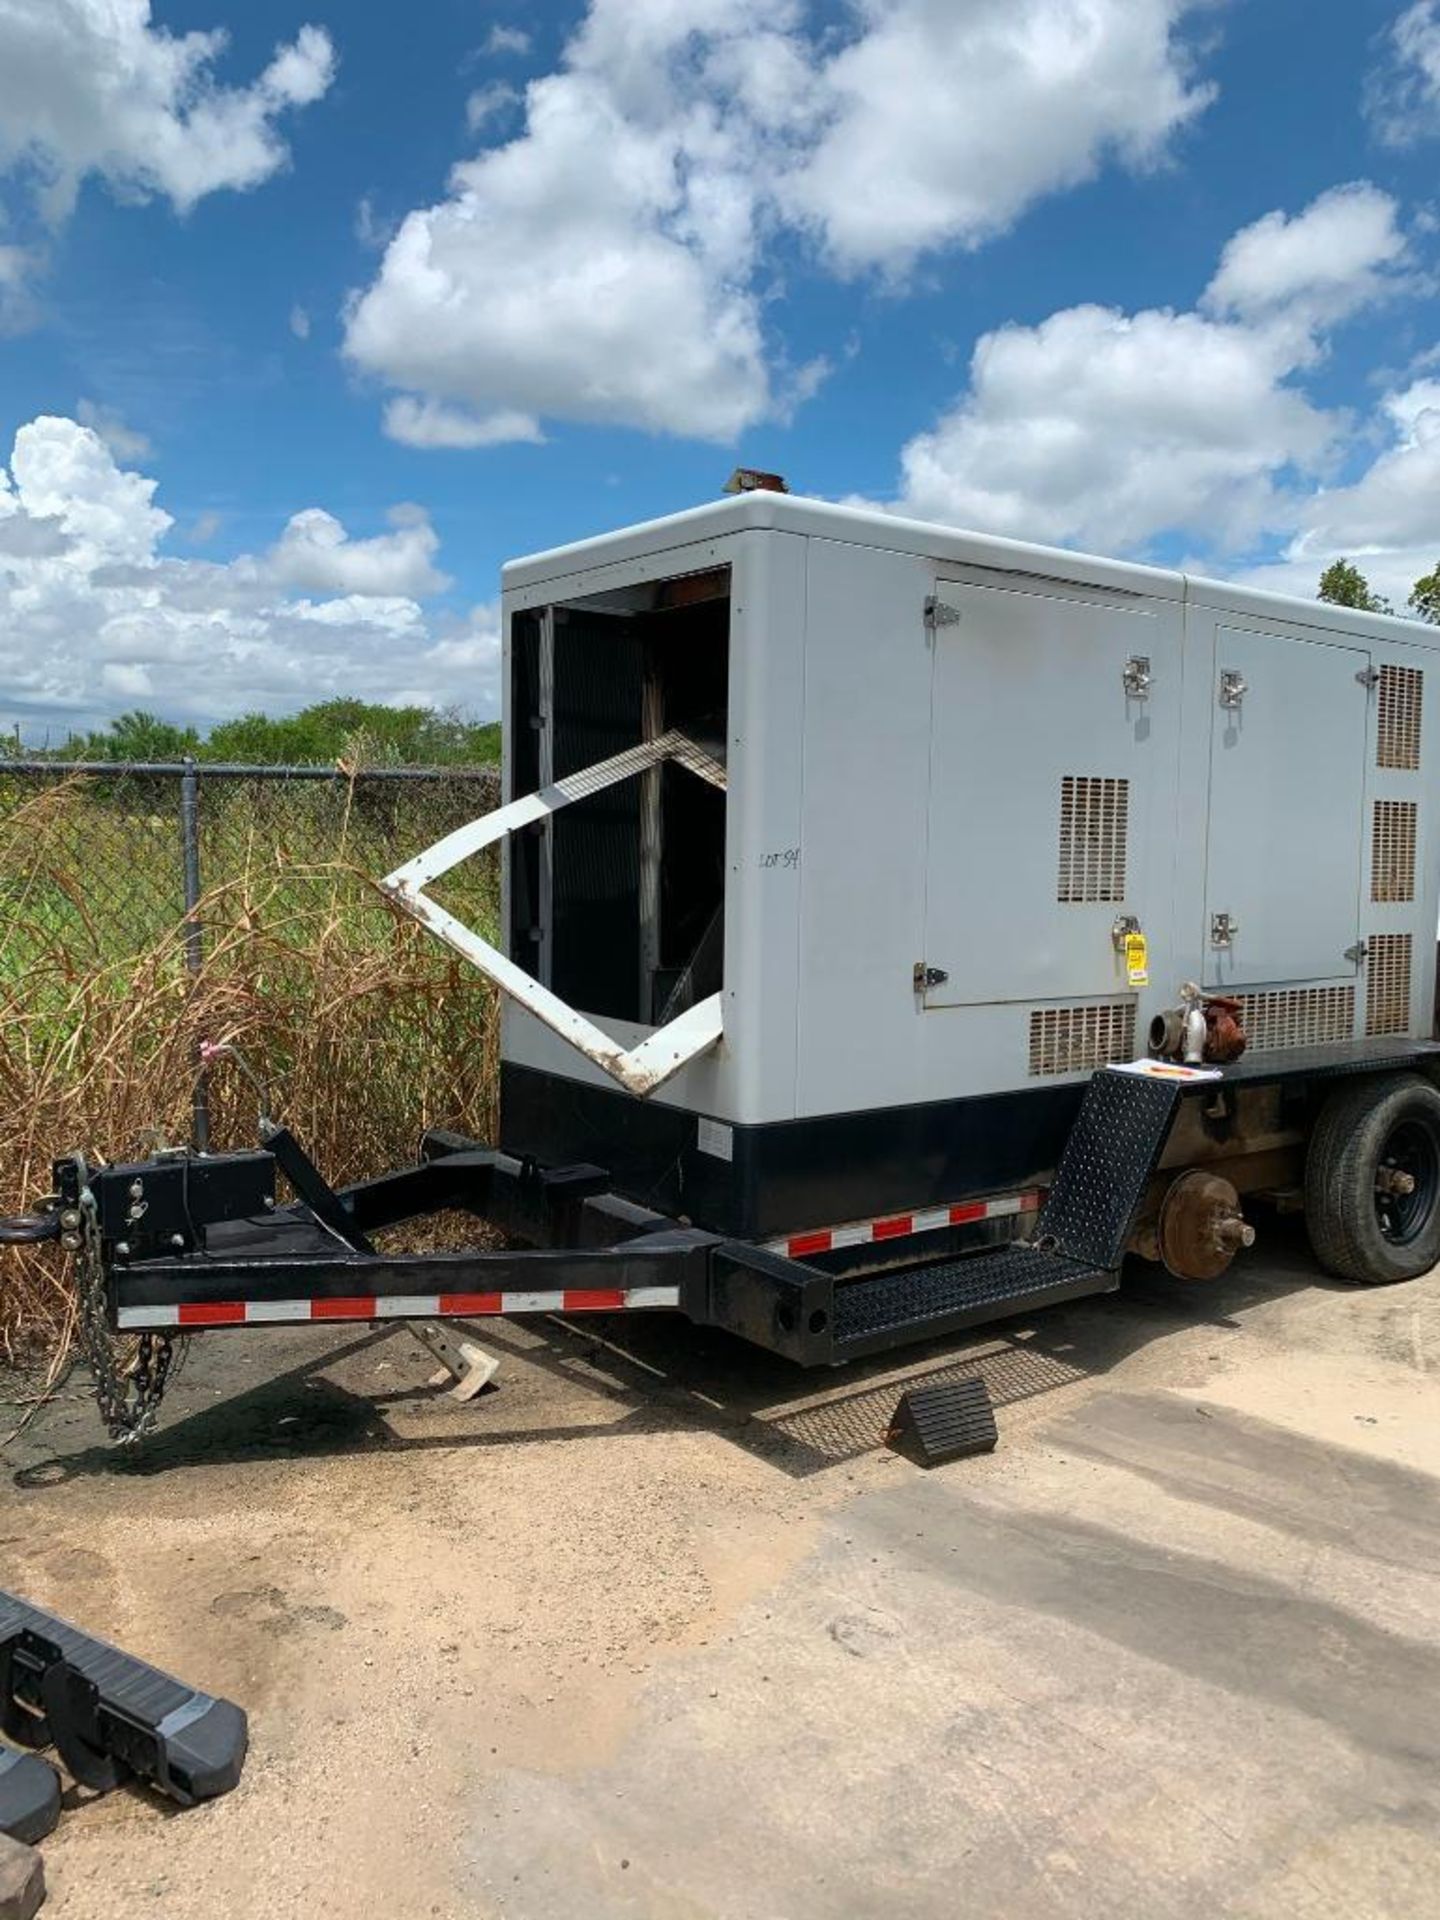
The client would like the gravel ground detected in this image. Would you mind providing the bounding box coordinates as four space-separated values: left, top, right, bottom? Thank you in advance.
2 1219 1438 1918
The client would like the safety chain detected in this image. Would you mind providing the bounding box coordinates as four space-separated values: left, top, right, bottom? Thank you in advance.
74 1183 181 1445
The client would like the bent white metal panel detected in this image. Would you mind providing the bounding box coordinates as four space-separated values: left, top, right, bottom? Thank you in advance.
381 731 726 1098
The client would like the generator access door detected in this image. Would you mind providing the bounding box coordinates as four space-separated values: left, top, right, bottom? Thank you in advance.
922 578 1166 1006
1202 626 1369 989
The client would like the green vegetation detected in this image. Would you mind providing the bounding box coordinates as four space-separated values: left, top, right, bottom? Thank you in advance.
1317 560 1393 614
0 768 502 1355
1409 563 1440 627
13 699 500 768
0 703 504 1356
1317 559 1440 624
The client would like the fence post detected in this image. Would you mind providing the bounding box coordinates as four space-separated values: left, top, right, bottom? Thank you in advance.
179 755 211 1152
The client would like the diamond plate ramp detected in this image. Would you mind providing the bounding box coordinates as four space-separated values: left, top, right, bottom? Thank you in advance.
1035 1070 1181 1266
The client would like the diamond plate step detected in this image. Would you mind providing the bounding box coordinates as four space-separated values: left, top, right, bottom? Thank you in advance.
834 1244 1112 1357
831 1068 1181 1360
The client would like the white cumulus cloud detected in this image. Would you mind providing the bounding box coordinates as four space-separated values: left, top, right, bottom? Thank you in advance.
269 504 451 598
383 396 545 450
0 417 496 738
1204 183 1411 330
895 304 1337 553
786 0 1213 275
10 412 172 567
345 0 1215 445
1366 2 1440 145
0 3 336 219
888 185 1415 556
345 0 791 444
1239 377 1440 608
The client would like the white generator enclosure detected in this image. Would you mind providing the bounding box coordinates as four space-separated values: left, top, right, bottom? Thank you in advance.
79 489 1440 1406
409 494 1440 1244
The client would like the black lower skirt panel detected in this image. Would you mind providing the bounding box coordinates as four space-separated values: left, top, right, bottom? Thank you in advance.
499 1063 1084 1241
498 1039 1440 1243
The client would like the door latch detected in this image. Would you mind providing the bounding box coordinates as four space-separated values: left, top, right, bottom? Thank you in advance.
1123 655 1152 699
913 962 948 992
1111 915 1149 987
1210 912 1239 949
1219 670 1247 710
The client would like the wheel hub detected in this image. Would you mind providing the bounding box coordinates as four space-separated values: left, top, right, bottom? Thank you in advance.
1374 1119 1439 1246
1157 1170 1256 1281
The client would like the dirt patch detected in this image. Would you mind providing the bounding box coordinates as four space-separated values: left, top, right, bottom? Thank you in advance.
1 1317 877 1917
2 1239 1436 1918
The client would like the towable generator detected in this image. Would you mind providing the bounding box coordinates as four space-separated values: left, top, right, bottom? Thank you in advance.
10 492 1440 1438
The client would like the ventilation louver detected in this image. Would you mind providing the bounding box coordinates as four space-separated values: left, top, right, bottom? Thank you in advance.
1366 934 1412 1036
1057 776 1129 904
1377 666 1423 771
1371 800 1418 903
1236 988 1355 1053
1028 1002 1136 1077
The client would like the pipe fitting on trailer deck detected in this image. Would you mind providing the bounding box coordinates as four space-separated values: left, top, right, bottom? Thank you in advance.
1150 984 1247 1067
1147 985 1208 1065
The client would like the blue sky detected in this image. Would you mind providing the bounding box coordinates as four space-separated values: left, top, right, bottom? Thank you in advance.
0 0 1438 739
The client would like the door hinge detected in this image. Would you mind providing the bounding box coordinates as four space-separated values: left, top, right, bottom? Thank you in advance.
924 596 961 634
1344 940 1368 966
914 961 948 991
1356 667 1380 690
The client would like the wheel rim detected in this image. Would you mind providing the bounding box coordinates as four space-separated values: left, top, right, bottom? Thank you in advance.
1374 1117 1440 1246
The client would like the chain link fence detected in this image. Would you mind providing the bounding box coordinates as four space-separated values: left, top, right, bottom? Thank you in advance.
0 758 500 982
0 759 502 1352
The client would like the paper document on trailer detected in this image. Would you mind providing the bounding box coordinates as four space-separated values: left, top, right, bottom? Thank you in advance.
1110 1059 1224 1082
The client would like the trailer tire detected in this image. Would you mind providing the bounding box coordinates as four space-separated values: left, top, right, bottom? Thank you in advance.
1305 1073 1440 1284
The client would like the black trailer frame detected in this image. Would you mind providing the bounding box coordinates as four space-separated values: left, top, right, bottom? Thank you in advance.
41 1036 1440 1377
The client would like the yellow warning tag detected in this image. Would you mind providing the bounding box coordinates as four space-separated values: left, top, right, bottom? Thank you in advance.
1125 931 1149 989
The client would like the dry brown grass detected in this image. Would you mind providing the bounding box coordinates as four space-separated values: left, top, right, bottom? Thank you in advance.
0 777 499 1360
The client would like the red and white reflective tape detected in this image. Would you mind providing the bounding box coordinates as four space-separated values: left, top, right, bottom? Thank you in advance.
116 1284 681 1332
764 1189 1042 1262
